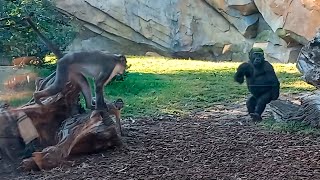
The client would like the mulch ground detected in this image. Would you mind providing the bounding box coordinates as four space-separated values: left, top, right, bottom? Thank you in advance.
2 95 320 180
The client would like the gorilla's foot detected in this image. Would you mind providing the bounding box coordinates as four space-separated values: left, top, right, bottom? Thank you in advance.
249 113 262 122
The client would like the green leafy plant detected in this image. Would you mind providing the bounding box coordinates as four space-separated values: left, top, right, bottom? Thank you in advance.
0 0 78 67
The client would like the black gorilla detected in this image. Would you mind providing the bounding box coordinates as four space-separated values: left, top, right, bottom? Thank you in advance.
234 48 280 121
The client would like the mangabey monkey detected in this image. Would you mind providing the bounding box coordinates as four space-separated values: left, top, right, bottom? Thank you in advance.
12 56 40 68
92 98 125 135
234 47 280 121
33 51 127 110
23 15 127 110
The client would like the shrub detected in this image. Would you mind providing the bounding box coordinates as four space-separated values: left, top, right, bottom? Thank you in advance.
0 0 78 68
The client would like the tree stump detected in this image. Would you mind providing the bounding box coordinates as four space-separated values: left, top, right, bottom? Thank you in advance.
270 30 320 127
0 71 123 172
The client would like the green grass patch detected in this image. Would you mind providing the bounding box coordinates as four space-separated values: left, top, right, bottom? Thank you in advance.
98 57 314 118
4 56 315 119
259 118 320 135
8 95 32 107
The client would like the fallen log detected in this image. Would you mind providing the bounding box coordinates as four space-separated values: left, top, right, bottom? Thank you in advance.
269 91 320 128
0 72 123 172
20 110 122 171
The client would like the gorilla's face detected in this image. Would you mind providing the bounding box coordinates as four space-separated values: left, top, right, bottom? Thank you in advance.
250 52 265 67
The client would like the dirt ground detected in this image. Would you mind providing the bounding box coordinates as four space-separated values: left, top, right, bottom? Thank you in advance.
2 94 320 180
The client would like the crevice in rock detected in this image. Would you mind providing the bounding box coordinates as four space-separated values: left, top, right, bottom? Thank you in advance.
83 0 170 51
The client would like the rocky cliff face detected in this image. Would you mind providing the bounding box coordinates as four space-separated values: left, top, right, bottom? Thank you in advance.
53 0 320 63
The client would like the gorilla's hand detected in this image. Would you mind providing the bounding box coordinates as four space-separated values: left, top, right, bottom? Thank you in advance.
234 75 244 84
234 62 253 84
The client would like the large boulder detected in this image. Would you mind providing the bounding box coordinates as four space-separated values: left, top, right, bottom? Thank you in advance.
52 0 320 63
254 30 302 63
54 0 252 61
204 0 260 38
254 0 320 44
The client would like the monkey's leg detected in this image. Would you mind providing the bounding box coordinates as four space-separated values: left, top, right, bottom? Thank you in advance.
94 85 105 110
94 74 110 110
246 95 257 114
33 60 69 105
73 73 93 109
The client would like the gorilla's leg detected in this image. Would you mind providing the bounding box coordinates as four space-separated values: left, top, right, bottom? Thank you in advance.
250 92 272 121
246 95 256 114
255 92 272 115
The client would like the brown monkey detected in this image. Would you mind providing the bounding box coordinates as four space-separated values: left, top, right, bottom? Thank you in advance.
93 98 124 135
107 99 124 136
12 56 40 68
24 15 127 110
33 51 127 110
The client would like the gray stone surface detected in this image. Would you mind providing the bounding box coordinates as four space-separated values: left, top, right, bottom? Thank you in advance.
52 0 320 63
55 0 252 60
204 0 259 38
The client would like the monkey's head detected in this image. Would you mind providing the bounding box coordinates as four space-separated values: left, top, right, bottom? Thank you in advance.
249 47 265 67
114 98 124 110
116 54 127 68
114 54 128 80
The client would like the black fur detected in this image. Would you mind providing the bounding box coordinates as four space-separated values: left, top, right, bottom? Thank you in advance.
234 48 280 121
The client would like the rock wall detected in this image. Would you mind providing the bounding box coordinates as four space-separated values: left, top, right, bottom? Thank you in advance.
53 0 320 63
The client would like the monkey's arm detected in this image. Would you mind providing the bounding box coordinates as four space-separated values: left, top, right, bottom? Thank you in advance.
234 62 253 84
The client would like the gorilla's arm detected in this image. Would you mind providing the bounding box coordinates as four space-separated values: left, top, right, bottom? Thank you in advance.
234 62 254 84
264 62 279 84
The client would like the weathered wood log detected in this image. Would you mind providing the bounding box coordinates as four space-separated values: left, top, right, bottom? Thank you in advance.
268 99 300 122
20 110 121 171
269 91 320 127
17 79 83 147
0 72 123 172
